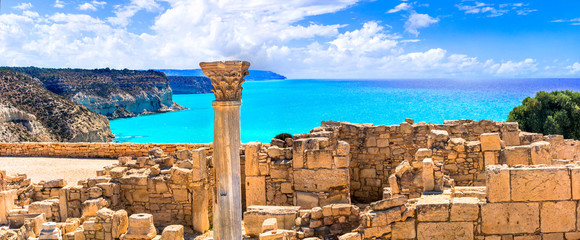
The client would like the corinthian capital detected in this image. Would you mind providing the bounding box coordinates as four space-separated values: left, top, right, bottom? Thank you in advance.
199 61 250 101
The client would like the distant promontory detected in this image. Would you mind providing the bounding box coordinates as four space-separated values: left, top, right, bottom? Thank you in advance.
157 69 286 94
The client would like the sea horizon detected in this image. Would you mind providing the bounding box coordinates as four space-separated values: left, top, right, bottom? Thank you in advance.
110 78 580 144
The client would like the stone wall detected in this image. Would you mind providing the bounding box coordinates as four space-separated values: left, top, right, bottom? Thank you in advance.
0 142 211 158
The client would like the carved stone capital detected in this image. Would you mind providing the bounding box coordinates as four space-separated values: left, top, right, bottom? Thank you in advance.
199 61 250 101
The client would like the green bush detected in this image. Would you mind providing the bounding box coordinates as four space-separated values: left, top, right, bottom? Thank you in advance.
507 90 580 140
274 133 293 141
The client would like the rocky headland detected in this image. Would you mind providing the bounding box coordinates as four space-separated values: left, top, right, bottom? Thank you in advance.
0 70 113 142
4 67 184 119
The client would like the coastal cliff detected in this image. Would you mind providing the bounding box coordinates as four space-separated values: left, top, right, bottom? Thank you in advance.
4 67 184 119
0 70 113 142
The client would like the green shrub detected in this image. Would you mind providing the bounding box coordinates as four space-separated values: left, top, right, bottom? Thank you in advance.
274 133 293 141
507 90 580 140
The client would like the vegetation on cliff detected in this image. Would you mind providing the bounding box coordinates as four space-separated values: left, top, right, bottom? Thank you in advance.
2 67 184 119
508 90 580 140
0 70 113 142
167 76 213 94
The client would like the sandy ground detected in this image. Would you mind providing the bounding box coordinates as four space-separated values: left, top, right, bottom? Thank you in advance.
0 157 116 185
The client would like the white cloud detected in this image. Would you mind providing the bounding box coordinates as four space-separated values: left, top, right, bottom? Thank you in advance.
495 58 538 76
387 3 411 14
54 0 65 8
456 2 536 17
551 17 580 26
13 3 33 10
567 62 580 74
78 1 106 11
108 0 161 27
405 12 438 37
0 0 573 78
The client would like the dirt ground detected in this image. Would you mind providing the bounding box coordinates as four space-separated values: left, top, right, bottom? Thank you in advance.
0 156 116 185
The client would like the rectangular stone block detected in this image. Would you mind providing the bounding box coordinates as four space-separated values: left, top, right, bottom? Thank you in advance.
417 222 473 240
371 207 403 227
293 169 349 192
510 166 571 201
244 143 261 176
541 201 576 233
243 206 300 237
450 197 480 222
484 151 498 166
481 202 539 234
541 233 564 240
500 146 531 166
192 184 209 233
295 191 318 209
422 158 434 192
502 131 521 146
306 150 333 169
572 166 580 200
246 176 266 206
392 218 416 240
481 133 502 151
417 196 449 222
293 139 306 169
530 141 551 165
486 165 510 202
370 195 408 211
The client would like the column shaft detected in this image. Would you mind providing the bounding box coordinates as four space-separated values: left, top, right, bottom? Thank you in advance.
212 100 242 240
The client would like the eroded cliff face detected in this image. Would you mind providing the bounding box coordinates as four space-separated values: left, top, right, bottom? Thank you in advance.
4 67 184 119
0 70 113 142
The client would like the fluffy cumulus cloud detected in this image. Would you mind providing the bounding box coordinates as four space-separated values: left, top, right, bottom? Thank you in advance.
387 3 411 14
78 1 106 11
0 0 575 78
13 3 33 10
568 62 580 74
54 0 65 8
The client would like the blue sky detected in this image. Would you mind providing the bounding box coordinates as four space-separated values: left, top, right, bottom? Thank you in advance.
0 0 579 78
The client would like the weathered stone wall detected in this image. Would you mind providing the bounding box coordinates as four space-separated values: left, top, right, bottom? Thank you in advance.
0 142 212 158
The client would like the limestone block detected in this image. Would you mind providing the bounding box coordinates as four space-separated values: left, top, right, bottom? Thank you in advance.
83 220 102 231
280 182 293 194
245 143 261 176
565 232 580 240
502 131 521 146
118 156 131 165
0 189 16 225
261 218 278 233
572 166 580 200
450 197 480 222
73 229 84 240
500 146 531 166
541 233 564 240
529 141 551 165
392 218 416 240
174 150 191 161
481 133 502 151
338 232 361 240
305 150 333 169
427 130 449 149
415 148 432 161
416 196 450 222
422 158 434 192
191 149 207 182
270 167 289 180
82 198 106 218
295 192 318 209
268 146 284 159
123 213 157 240
112 210 129 239
293 169 348 192
246 176 266 206
363 224 391 239
484 151 498 166
160 225 184 240
417 222 473 240
334 156 349 169
170 167 191 184
45 179 67 188
510 166 571 201
513 235 540 240
191 184 209 233
486 165 510 203
360 169 376 179
481 202 539 234
110 167 128 179
29 201 53 219
149 148 164 158
370 195 408 211
389 175 400 194
132 189 149 202
331 204 352 216
172 189 188 202
243 206 300 237
293 139 306 169
259 230 292 240
540 201 576 233
337 141 350 156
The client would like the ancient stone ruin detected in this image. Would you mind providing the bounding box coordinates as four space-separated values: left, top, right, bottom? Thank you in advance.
1 118 579 240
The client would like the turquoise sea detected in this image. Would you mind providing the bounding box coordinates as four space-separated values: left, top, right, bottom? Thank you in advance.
110 79 580 143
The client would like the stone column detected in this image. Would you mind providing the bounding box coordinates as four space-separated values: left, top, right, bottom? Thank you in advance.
200 60 250 240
